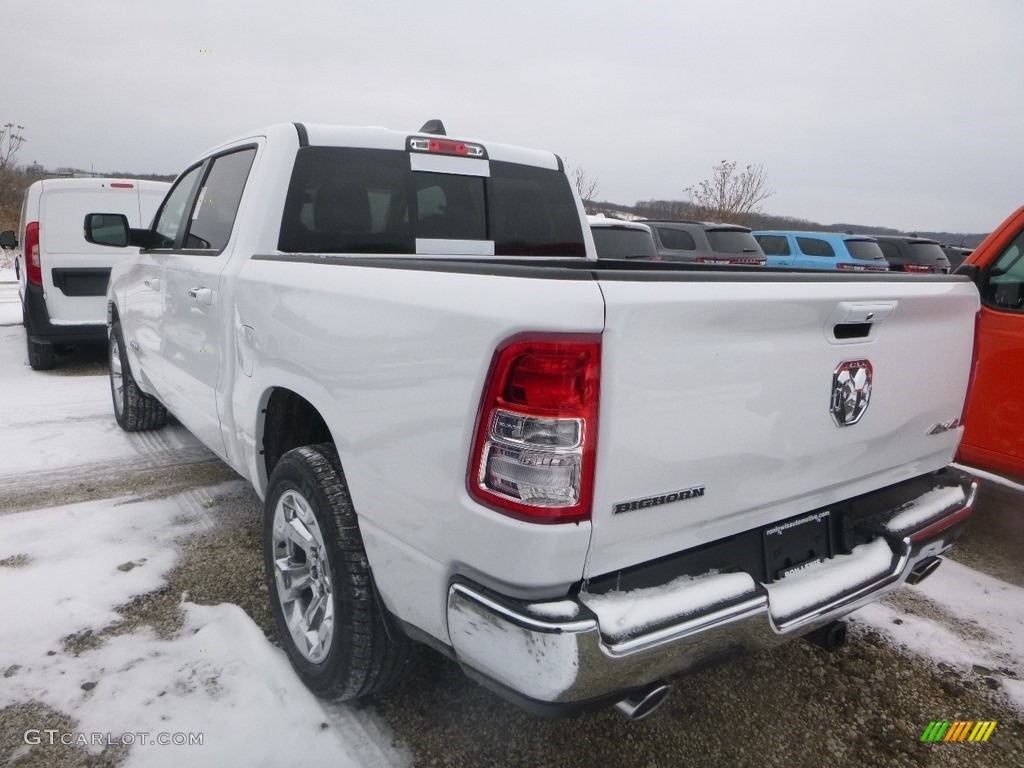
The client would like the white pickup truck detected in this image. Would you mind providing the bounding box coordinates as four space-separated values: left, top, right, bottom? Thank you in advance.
86 121 979 719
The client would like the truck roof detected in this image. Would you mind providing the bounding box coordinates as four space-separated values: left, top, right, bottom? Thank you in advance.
195 122 563 172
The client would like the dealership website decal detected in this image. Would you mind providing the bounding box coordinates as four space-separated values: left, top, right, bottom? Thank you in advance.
24 730 204 747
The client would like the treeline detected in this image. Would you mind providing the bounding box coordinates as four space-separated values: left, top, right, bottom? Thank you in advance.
0 167 176 232
593 198 989 248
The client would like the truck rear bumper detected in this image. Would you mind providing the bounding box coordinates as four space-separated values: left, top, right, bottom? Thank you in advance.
446 474 977 712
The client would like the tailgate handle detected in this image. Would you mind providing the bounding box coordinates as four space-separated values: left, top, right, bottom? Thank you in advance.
827 301 897 344
838 302 896 324
833 323 871 339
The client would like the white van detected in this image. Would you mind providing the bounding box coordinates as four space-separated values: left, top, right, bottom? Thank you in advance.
0 178 169 369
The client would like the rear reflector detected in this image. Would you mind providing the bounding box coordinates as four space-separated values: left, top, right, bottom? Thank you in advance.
469 334 600 523
109 182 134 189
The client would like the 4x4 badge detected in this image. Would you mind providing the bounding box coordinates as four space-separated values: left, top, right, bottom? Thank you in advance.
831 359 872 426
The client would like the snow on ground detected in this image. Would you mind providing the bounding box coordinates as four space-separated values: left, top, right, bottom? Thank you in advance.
855 558 1024 711
0 491 408 767
0 274 19 325
0 324 205 481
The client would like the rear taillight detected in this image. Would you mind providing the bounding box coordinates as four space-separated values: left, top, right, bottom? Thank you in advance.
903 263 932 273
469 334 601 523
696 256 764 266
837 263 888 271
24 221 41 286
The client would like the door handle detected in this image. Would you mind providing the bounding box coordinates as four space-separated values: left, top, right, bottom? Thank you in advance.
187 287 213 305
144 278 161 291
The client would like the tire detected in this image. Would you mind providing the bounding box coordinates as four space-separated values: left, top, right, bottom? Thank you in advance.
264 443 408 700
109 320 168 431
26 334 56 371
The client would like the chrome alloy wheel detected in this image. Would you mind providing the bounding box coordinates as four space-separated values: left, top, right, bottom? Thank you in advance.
109 333 125 418
271 489 335 663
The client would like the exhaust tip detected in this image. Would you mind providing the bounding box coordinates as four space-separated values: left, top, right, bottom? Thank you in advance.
612 683 672 721
906 555 942 585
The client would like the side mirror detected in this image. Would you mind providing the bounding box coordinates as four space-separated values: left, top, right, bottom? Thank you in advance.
0 230 17 250
83 214 156 248
84 213 130 247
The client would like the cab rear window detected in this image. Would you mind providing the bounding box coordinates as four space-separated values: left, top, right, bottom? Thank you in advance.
278 147 585 257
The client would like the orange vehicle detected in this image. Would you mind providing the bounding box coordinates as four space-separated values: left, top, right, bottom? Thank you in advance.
957 205 1024 479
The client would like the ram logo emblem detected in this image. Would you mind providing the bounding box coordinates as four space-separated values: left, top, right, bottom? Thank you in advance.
831 359 872 427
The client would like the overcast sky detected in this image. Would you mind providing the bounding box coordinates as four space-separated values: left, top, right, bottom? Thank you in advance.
7 1 1022 233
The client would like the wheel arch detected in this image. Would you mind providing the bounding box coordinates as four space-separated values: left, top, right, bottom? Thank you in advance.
258 386 335 492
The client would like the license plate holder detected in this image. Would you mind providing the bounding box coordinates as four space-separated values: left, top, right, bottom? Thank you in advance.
763 509 834 582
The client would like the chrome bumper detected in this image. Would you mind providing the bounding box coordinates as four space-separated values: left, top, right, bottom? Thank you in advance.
447 480 977 707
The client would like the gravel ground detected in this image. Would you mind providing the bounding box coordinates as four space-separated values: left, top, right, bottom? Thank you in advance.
946 481 1024 588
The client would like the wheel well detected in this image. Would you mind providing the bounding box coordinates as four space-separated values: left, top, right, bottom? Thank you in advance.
262 388 333 479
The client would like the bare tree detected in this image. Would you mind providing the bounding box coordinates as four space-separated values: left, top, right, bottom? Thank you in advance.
0 123 26 174
684 160 775 225
571 165 600 212
0 123 28 232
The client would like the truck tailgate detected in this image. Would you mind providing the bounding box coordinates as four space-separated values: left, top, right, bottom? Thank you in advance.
586 274 978 578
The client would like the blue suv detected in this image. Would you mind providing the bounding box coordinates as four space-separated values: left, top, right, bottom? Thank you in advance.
753 231 890 271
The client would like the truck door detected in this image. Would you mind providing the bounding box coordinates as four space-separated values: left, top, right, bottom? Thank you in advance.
160 147 256 457
126 166 206 397
961 224 1024 476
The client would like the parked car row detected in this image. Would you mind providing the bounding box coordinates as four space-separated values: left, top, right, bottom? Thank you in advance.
587 216 954 274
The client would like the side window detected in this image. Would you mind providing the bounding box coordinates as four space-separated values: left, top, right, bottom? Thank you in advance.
983 231 1024 311
184 147 257 251
151 165 204 249
658 228 696 250
756 235 790 256
796 237 835 257
878 242 900 261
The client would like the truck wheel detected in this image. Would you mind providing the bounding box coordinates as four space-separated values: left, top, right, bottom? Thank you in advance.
109 320 168 431
26 334 56 371
265 443 408 700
